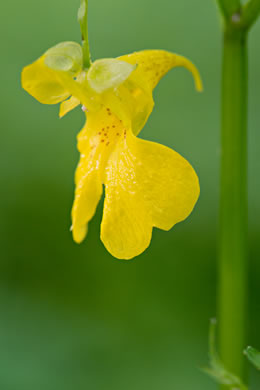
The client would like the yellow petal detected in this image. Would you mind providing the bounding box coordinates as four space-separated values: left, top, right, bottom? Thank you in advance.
119 50 202 92
22 56 96 111
126 132 200 231
114 78 154 136
59 71 88 117
59 96 80 118
21 57 70 104
71 115 106 243
54 70 100 112
71 150 103 243
100 142 153 260
101 130 199 259
71 107 125 244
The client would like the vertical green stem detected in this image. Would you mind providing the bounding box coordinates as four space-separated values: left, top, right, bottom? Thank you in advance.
78 0 91 69
219 24 248 388
82 28 91 69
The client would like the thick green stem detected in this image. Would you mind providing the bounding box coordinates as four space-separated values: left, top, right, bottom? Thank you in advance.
218 25 248 389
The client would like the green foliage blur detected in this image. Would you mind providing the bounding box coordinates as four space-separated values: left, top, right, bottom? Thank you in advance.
0 0 260 389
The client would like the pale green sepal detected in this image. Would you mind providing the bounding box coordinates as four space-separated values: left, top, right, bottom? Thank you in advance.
202 319 248 390
44 42 83 75
87 59 137 93
244 346 260 370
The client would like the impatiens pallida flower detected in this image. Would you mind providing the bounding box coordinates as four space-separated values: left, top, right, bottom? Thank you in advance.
22 42 202 259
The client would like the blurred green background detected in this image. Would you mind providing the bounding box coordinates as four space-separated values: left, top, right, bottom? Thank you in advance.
0 0 260 389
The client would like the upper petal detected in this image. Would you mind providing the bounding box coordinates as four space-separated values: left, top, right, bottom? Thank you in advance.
21 44 96 110
119 50 202 92
113 50 202 136
21 56 70 104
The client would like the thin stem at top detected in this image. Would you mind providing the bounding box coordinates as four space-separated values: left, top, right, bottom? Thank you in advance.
78 0 91 69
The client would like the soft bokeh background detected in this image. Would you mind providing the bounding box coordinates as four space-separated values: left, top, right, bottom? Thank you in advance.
0 0 260 389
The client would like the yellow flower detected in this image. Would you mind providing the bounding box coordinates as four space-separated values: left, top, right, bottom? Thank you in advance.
21 42 202 260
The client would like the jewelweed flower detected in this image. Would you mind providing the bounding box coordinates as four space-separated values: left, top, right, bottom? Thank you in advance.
22 42 202 259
